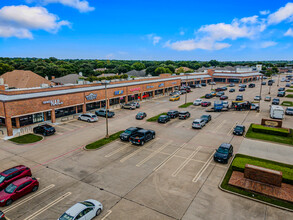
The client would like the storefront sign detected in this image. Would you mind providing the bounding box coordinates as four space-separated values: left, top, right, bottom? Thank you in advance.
85 93 97 101
114 90 124 95
261 119 282 128
172 82 177 84
43 99 63 106
130 87 140 92
158 83 164 87
146 86 154 89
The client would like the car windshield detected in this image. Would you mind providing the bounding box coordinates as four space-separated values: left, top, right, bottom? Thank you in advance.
217 147 229 154
235 126 243 131
59 213 74 220
0 175 5 183
193 121 199 124
137 113 143 116
124 129 132 134
201 115 208 119
287 108 293 112
4 183 17 194
79 201 94 207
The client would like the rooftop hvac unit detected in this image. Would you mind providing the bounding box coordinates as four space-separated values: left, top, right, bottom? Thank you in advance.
41 83 49 88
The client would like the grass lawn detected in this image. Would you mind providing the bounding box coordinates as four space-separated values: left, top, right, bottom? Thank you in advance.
286 89 293 92
179 102 193 108
246 124 293 145
147 113 167 122
282 101 293 106
10 133 43 144
200 96 205 98
85 131 124 150
286 94 293 98
221 154 293 210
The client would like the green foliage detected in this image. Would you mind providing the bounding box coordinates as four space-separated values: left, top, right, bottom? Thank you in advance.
131 62 145 71
147 113 167 122
251 124 290 137
10 133 42 144
179 102 193 108
85 131 124 150
286 94 293 98
0 63 14 75
282 101 293 106
286 89 293 92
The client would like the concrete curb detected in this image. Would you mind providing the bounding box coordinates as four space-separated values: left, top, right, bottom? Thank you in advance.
218 155 293 212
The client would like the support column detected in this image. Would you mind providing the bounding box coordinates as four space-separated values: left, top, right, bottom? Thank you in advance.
15 117 20 128
82 103 86 113
6 117 13 136
125 95 128 103
140 93 143 101
106 99 110 108
43 113 47 122
75 106 78 114
152 91 155 97
51 109 56 123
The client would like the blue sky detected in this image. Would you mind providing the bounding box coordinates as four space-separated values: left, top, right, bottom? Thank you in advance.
0 0 293 60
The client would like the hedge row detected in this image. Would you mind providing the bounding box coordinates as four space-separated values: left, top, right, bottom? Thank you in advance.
251 124 290 137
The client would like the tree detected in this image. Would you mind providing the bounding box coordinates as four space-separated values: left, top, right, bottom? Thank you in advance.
0 63 14 75
146 66 157 75
131 62 145 71
117 64 131 74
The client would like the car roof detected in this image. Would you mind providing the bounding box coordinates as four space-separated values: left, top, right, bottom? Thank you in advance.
11 177 33 186
179 111 188 114
287 107 293 110
219 143 232 149
137 129 148 133
235 125 244 128
159 115 168 117
126 127 138 131
1 165 26 176
65 202 88 217
201 115 210 117
168 110 177 112
193 119 202 122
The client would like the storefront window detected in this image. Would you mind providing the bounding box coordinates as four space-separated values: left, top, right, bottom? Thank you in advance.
86 101 101 111
128 94 139 102
110 98 119 106
55 107 76 118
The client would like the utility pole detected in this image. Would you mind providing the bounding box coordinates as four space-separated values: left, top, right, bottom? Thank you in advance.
102 80 110 138
185 74 188 104
258 75 263 113
277 73 280 87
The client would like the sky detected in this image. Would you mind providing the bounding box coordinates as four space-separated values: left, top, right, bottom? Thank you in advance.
0 0 293 61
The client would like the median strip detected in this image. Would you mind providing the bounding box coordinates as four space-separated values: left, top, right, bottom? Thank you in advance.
146 113 167 122
85 131 124 150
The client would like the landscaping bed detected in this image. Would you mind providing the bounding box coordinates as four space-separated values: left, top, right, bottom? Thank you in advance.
147 113 167 122
85 131 124 150
282 101 293 106
179 102 193 108
251 124 290 137
286 94 293 98
286 89 293 93
10 133 43 144
221 154 293 210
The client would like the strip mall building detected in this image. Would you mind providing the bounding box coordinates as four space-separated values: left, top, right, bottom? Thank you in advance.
0 71 261 136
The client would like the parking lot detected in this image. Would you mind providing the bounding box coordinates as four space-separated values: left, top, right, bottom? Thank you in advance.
0 76 293 220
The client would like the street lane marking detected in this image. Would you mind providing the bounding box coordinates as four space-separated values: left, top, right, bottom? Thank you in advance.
153 143 187 172
136 140 173 167
120 139 160 163
23 192 71 220
3 184 55 213
214 120 226 131
192 153 214 183
105 144 129 158
101 210 112 220
172 146 202 177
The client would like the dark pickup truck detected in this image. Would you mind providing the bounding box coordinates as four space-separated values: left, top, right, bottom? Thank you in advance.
120 127 143 141
129 129 155 146
95 109 115 118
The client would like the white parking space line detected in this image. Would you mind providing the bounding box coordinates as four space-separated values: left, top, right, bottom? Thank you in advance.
172 146 202 177
227 121 238 135
192 153 214 183
3 184 55 213
120 139 160 163
101 210 112 220
214 120 226 131
105 144 129 158
153 143 187 172
23 192 71 220
136 140 173 167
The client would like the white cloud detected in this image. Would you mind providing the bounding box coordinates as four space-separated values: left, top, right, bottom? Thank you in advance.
284 28 293 37
268 2 293 24
0 5 70 39
27 0 95 13
240 15 259 24
147 34 162 45
179 31 185 36
260 41 277 48
260 10 270 15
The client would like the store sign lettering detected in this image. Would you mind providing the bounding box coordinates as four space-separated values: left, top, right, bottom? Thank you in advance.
172 82 177 84
130 87 140 92
85 93 97 101
114 90 124 95
146 86 154 89
43 99 63 106
158 83 164 87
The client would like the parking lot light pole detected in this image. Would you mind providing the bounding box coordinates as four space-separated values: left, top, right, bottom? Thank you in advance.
258 75 263 112
277 73 280 87
102 80 110 138
268 84 271 95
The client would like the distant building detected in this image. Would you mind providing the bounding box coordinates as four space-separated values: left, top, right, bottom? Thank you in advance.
51 74 83 85
125 70 146 77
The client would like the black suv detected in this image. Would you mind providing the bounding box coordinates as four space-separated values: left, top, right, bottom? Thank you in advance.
136 112 147 120
272 98 280 105
158 115 170 123
167 110 179 118
201 83 207 86
205 94 212 99
214 143 233 164
95 109 115 118
179 111 190 120
120 127 143 141
236 95 243 101
200 115 211 123
129 129 155 146
278 87 285 91
33 124 55 136
248 83 255 88
233 125 245 136
277 91 285 97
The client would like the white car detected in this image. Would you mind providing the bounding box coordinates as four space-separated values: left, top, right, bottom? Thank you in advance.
193 99 203 106
58 200 103 220
254 96 261 101
223 101 229 108
78 113 98 122
192 119 206 129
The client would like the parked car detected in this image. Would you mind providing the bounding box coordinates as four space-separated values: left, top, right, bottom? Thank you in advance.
215 88 224 92
286 83 291 87
223 101 229 108
209 82 216 85
200 115 211 123
264 96 271 101
229 88 235 92
229 83 235 87
0 177 39 206
95 109 115 118
205 94 213 99
210 91 217 97
236 95 243 101
248 83 255 88
220 95 228 100
213 143 233 164
130 102 140 108
158 115 170 123
201 83 207 86
120 127 143 141
277 91 285 97
222 87 228 91
195 84 202 88
0 165 32 191
178 111 190 119
121 103 136 110
239 88 245 92
58 200 103 220
193 99 203 106
261 82 266 85
33 124 56 136
78 113 98 122
192 119 206 129
169 95 180 101
285 107 293 115
250 103 259 110
233 125 245 136
216 92 224 97
129 129 155 146
272 98 280 105
201 101 211 107
180 89 187 94
278 87 285 91
136 112 147 120
167 110 179 118
254 96 261 101
239 84 247 88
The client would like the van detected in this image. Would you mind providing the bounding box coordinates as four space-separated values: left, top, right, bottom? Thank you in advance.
270 105 284 119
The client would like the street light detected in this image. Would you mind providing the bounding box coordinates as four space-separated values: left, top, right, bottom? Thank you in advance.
185 75 188 104
268 83 271 95
101 80 110 138
277 73 280 87
258 75 263 112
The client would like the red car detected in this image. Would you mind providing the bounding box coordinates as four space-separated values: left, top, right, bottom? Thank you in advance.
0 177 39 206
0 166 32 191
201 101 211 107
220 95 228 100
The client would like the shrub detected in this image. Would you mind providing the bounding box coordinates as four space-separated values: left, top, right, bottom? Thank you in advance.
179 102 193 108
85 131 124 150
286 94 293 98
251 124 290 137
282 101 293 106
147 113 167 122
